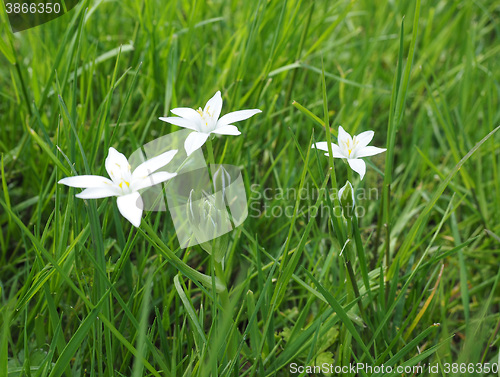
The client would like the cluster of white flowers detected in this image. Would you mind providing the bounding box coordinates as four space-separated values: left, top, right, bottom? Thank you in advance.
59 91 261 227
59 88 386 226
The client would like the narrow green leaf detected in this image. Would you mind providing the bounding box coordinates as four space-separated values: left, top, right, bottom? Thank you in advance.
48 288 111 377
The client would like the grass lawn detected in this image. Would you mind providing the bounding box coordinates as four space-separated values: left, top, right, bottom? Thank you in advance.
1 0 500 376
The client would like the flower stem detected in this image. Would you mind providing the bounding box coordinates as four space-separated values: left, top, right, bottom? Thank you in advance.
345 217 365 318
206 137 216 171
347 164 354 184
213 256 237 363
214 260 229 305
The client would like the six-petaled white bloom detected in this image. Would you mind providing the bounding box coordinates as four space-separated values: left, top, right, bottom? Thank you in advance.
312 126 386 180
159 91 261 156
58 147 178 227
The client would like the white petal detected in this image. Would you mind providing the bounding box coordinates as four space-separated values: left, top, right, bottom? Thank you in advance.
355 146 387 158
204 91 223 122
312 142 345 158
184 132 209 156
337 126 352 145
132 150 178 180
170 107 201 123
338 185 345 200
105 147 130 182
159 116 199 131
211 125 241 136
218 109 261 125
75 187 118 199
347 159 366 180
354 130 374 149
116 192 143 227
312 141 329 151
58 175 114 188
132 172 177 191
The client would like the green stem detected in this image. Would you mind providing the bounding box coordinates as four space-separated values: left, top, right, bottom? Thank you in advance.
385 183 391 306
206 137 227 299
345 217 365 318
206 137 216 169
214 257 237 363
346 163 354 183
214 261 229 306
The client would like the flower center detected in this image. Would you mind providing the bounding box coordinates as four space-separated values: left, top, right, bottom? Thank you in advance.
343 139 353 157
197 107 211 127
344 137 359 158
109 162 133 193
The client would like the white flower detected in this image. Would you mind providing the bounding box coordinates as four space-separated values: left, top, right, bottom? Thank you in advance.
58 147 177 227
312 126 386 180
159 91 261 156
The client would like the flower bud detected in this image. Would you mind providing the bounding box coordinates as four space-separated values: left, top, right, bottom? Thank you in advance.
212 165 231 200
187 189 229 262
338 181 355 218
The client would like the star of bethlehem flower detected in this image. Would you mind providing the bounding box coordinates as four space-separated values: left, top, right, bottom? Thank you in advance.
312 126 386 180
159 91 261 156
58 147 178 227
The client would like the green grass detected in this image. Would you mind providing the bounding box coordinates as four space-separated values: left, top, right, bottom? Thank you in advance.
1 0 500 376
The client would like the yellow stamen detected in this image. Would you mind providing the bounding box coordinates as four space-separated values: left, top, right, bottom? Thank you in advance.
119 181 130 189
